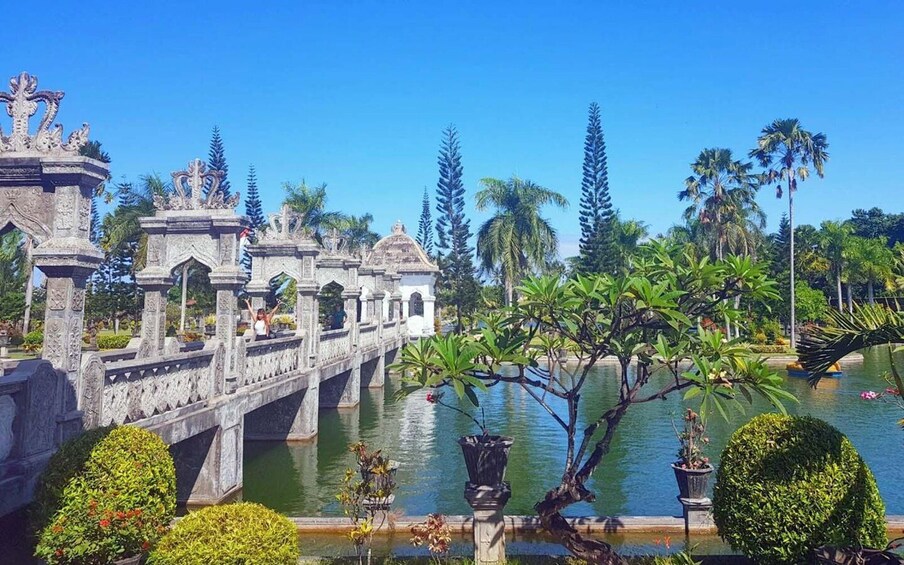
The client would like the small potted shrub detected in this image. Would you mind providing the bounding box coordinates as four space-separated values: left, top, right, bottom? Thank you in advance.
150 503 298 564
34 426 176 564
203 314 216 337
671 408 713 500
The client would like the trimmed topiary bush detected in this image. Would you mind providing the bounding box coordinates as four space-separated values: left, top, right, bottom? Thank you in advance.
149 502 298 564
713 414 886 564
35 426 176 564
22 330 43 353
97 334 132 350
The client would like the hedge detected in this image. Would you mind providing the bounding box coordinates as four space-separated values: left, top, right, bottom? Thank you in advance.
149 503 298 564
747 344 792 354
97 334 132 350
23 330 43 352
35 426 177 564
713 414 886 564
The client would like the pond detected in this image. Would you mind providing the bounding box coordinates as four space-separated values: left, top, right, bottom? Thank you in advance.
243 347 904 518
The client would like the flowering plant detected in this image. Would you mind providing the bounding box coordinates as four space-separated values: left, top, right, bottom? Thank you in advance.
426 390 488 435
410 513 452 562
673 408 710 469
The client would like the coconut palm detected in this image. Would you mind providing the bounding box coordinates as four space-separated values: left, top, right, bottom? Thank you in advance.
750 119 829 348
333 213 380 254
678 148 761 261
475 176 568 305
819 221 853 312
282 180 344 241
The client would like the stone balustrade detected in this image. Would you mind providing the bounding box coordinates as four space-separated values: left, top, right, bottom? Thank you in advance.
319 328 351 363
243 335 304 387
359 323 378 351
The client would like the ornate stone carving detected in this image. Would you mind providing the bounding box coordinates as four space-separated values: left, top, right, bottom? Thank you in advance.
67 318 83 370
70 288 85 312
165 234 218 273
260 204 313 242
43 319 64 365
55 192 75 230
153 159 240 210
0 72 90 155
0 395 15 462
23 363 59 453
321 229 348 256
79 355 105 429
48 287 67 310
78 197 91 234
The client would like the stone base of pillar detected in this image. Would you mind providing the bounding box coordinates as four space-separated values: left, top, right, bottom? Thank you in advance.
320 368 360 408
360 355 385 389
678 496 714 533
170 423 243 506
245 388 319 442
464 483 511 565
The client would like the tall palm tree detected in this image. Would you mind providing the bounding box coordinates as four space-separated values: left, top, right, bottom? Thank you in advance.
611 215 649 271
282 181 344 241
333 213 380 253
678 148 760 261
848 236 894 305
750 118 829 348
475 176 568 305
819 220 853 312
103 174 169 271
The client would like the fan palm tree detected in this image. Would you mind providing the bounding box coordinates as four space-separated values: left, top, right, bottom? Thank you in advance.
819 221 853 312
678 148 760 261
282 180 345 241
750 119 829 348
475 176 568 305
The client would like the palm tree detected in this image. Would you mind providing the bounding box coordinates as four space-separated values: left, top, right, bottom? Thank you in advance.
750 118 829 348
333 213 380 253
611 215 649 271
103 174 169 271
819 221 853 312
475 176 568 305
282 181 344 241
678 148 760 261
848 236 894 305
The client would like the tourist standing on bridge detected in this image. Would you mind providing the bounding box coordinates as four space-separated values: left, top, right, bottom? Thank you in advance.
245 299 282 340
330 304 347 330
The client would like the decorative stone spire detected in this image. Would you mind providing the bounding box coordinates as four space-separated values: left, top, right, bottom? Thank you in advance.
321 228 349 256
261 204 313 242
392 220 406 235
153 159 240 211
0 72 90 155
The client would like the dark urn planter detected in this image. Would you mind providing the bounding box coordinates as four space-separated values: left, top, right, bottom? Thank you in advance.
204 325 216 337
671 462 714 499
360 460 399 496
458 435 514 486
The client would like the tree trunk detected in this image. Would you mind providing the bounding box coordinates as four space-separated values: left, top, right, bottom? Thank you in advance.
179 263 189 332
22 236 34 333
868 279 875 305
788 185 796 349
505 277 513 307
836 273 843 313
846 282 853 315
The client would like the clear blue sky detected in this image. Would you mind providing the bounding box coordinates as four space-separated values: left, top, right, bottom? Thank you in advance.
6 1 903 257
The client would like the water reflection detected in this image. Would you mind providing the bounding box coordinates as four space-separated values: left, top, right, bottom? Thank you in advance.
243 347 904 517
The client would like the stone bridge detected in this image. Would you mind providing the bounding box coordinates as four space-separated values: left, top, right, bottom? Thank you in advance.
0 72 425 515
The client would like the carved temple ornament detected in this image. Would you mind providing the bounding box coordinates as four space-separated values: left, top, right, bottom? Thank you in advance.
260 204 314 242
153 159 240 211
0 72 90 156
391 220 406 235
321 228 349 257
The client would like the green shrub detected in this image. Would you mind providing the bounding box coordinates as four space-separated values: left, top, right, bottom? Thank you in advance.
713 414 886 564
30 426 115 535
97 334 132 350
753 332 767 345
747 344 791 354
149 502 298 564
35 426 177 564
23 330 43 352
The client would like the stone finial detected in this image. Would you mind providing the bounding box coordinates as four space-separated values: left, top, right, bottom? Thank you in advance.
0 72 90 156
261 204 313 242
392 221 406 235
153 159 240 211
321 228 348 256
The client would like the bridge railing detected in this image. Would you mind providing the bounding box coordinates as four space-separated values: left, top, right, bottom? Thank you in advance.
80 343 225 427
319 328 351 363
242 335 304 387
359 323 378 350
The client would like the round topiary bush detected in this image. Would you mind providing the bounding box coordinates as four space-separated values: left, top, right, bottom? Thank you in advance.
35 426 176 564
149 502 298 564
713 414 886 564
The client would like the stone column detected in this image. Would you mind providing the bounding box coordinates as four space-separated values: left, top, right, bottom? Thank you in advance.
297 282 319 366
342 290 361 344
209 269 246 377
244 387 319 441
464 483 512 565
134 269 172 359
424 296 437 335
679 496 714 534
172 419 243 506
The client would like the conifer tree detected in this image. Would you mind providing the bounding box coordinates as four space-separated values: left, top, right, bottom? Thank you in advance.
435 125 478 332
577 103 616 273
242 165 265 273
416 187 433 255
206 126 230 198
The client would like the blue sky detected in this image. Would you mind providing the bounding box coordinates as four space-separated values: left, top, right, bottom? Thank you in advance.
6 1 903 257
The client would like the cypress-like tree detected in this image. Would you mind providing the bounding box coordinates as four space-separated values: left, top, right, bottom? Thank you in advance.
242 165 265 273
577 102 616 273
435 125 478 332
206 126 230 198
416 187 433 255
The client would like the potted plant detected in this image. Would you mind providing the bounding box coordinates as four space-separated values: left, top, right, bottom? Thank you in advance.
427 391 513 486
671 408 713 500
203 314 217 337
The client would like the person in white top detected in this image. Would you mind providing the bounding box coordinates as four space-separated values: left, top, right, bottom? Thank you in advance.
244 299 282 340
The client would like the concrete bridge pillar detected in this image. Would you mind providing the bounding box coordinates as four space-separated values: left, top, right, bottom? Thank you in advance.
245 385 320 442
135 270 173 358
209 269 246 374
297 282 319 367
360 353 385 389
320 366 360 408
170 419 243 506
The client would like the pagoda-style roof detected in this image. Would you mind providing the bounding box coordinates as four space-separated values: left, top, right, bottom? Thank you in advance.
366 221 439 274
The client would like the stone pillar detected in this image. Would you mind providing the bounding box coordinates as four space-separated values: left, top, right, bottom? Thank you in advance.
298 282 319 366
209 269 247 375
244 387 319 441
320 367 360 408
679 496 714 534
424 296 437 336
171 420 243 506
465 483 511 565
343 290 360 344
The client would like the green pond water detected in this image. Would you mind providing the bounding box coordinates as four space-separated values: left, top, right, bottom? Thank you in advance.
243 347 904 519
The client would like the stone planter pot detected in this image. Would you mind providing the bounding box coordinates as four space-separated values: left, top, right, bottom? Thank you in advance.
360 460 399 496
458 435 513 486
671 462 714 499
204 325 216 337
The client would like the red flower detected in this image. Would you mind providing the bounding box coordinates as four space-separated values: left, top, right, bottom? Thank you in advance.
99 519 110 528
51 524 63 534
55 549 64 557
426 393 437 403
115 511 126 520
141 541 151 551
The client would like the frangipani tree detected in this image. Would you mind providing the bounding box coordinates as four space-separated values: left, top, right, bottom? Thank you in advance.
394 242 795 563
